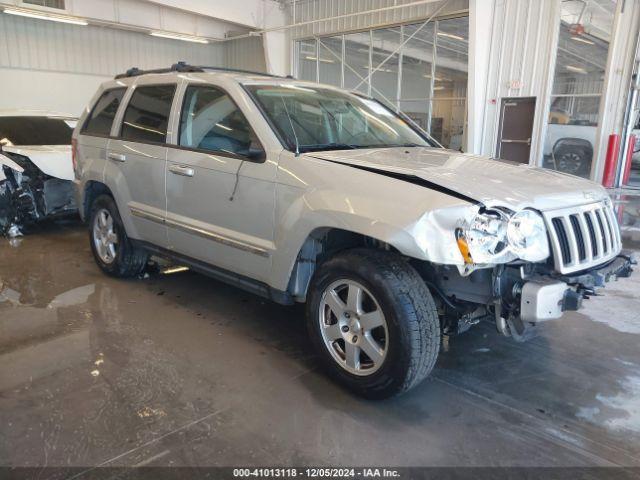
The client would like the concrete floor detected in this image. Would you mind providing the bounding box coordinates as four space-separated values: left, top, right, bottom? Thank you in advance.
1 193 640 470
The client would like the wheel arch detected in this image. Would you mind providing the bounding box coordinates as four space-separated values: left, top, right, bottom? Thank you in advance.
83 181 114 220
552 137 594 154
285 227 402 302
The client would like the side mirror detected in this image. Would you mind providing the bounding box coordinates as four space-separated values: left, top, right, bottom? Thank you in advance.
246 148 266 162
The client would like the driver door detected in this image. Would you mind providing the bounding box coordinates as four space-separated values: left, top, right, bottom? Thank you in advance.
165 84 276 282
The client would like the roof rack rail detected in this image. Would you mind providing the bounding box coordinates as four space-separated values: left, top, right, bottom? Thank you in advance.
114 61 294 80
197 66 287 78
114 62 203 79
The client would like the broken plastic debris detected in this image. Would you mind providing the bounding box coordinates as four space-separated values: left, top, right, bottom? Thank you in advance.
7 224 22 238
8 237 22 248
137 406 167 418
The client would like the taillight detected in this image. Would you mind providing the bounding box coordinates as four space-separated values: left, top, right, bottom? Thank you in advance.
71 138 78 174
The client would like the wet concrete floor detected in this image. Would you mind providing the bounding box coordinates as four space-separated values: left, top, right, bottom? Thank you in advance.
1 192 640 469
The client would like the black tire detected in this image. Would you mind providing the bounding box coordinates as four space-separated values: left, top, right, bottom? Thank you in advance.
88 194 148 278
554 145 592 176
306 249 440 399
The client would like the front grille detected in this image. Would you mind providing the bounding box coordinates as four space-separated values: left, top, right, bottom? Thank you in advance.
543 200 621 274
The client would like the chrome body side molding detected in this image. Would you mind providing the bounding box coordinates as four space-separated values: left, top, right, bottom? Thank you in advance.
130 205 270 258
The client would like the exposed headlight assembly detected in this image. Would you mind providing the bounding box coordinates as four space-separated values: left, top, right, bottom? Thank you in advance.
456 208 549 265
506 210 550 262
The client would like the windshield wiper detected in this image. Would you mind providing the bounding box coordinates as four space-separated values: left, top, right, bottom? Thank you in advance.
299 143 359 152
298 143 428 153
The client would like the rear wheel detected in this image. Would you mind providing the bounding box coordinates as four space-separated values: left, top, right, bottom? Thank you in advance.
89 195 147 278
306 249 440 399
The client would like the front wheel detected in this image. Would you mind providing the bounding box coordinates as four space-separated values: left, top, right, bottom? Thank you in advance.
306 249 440 399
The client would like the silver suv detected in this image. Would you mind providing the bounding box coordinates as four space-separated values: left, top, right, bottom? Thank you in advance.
73 63 635 399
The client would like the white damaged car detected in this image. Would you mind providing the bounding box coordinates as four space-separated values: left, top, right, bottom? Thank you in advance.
0 111 78 236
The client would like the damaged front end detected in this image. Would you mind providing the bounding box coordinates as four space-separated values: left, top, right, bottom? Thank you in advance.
0 151 77 236
415 250 637 343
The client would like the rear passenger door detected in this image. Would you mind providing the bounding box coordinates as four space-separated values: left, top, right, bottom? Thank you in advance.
165 83 276 282
106 82 177 245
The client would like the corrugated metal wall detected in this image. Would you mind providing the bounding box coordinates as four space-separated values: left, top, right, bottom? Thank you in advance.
0 14 225 76
224 37 267 72
480 0 561 162
290 0 468 39
0 13 265 113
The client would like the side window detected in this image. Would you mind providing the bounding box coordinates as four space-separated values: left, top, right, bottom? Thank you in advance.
82 88 125 136
179 86 264 159
120 84 176 144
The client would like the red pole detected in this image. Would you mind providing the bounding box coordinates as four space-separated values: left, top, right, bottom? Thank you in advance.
602 134 620 188
622 135 636 185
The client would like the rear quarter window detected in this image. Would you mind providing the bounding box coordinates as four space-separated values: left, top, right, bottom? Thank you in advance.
82 88 126 137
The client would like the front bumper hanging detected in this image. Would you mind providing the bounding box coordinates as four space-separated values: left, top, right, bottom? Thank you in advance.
519 251 637 324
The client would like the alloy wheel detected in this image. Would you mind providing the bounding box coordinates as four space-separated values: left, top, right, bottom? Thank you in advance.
318 279 388 376
92 208 118 264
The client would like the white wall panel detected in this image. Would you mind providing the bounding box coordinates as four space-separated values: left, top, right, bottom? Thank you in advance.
224 36 267 72
0 13 268 114
0 69 110 115
0 14 225 76
475 0 561 162
0 0 241 39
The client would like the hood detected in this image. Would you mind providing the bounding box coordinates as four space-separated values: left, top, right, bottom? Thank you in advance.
2 145 73 181
306 147 608 211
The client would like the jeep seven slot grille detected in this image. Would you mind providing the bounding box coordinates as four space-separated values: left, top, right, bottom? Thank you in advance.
544 201 621 274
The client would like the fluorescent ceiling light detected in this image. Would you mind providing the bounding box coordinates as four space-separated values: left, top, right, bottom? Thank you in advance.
433 86 445 91
437 32 465 41
571 36 595 45
150 31 209 44
361 66 394 73
423 75 447 81
305 56 335 64
3 7 88 25
566 65 588 74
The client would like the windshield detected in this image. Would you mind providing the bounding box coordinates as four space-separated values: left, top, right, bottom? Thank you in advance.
0 116 74 146
245 84 433 153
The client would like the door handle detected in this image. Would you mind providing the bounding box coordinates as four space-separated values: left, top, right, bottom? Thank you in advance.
169 165 195 177
107 152 126 162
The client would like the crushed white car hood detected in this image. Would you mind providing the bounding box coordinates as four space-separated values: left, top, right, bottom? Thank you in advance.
308 147 609 211
1 145 73 181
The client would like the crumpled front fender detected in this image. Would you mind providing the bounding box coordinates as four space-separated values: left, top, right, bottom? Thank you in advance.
270 184 479 291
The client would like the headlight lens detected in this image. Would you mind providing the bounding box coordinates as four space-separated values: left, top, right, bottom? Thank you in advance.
507 210 549 261
463 210 512 264
458 208 550 265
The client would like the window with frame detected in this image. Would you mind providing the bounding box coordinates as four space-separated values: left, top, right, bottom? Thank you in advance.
23 0 65 9
120 84 176 144
82 88 126 137
179 85 263 158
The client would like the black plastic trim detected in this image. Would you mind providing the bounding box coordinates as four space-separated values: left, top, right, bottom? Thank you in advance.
131 239 295 305
114 62 284 80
